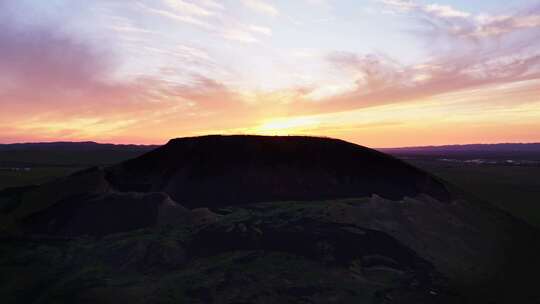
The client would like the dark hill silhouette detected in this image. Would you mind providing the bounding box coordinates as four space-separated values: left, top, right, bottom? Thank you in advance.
106 135 451 208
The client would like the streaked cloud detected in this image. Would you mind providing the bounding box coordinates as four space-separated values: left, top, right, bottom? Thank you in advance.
424 4 470 18
222 29 259 43
379 0 417 12
380 0 540 39
163 0 216 16
472 13 540 37
248 25 273 36
198 0 225 10
242 0 280 17
141 4 216 30
308 50 540 112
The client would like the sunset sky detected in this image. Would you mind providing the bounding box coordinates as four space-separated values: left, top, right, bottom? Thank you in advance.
1 0 539 147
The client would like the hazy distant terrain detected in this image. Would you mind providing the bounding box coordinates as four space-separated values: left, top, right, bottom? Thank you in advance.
381 143 540 163
0 142 158 166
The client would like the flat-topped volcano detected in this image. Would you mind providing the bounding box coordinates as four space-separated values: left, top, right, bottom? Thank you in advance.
1 135 539 304
106 135 451 208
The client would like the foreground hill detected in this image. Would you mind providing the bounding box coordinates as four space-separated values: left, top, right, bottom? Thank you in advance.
0 135 539 304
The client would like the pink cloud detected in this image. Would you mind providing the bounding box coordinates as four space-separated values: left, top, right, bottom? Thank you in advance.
0 2 259 143
285 1 540 114
293 50 540 113
381 1 540 40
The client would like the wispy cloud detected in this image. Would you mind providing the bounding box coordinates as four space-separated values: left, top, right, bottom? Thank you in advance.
222 29 259 43
0 5 243 142
304 0 333 9
242 0 280 17
138 1 272 45
471 13 540 38
381 0 469 18
137 0 227 30
198 0 225 10
380 0 540 39
162 0 216 16
424 4 470 18
141 4 216 30
345 1 540 112
306 50 540 112
380 0 417 12
248 25 272 36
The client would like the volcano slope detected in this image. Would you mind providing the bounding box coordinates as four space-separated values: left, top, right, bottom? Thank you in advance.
0 135 539 304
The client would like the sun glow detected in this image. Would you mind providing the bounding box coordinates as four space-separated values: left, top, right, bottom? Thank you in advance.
254 117 321 135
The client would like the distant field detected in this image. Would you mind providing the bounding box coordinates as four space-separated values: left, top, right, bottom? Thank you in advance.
0 150 149 167
406 159 540 227
0 167 83 190
0 145 152 191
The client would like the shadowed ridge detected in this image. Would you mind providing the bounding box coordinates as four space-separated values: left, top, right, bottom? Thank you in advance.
22 192 189 236
106 135 452 208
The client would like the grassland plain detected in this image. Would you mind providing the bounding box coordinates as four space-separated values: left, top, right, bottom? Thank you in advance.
0 146 151 191
0 168 82 190
408 160 540 227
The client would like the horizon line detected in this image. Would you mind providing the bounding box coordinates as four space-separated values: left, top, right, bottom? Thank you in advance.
1 136 540 150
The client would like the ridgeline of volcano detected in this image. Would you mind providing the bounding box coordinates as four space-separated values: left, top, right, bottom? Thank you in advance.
105 135 451 208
